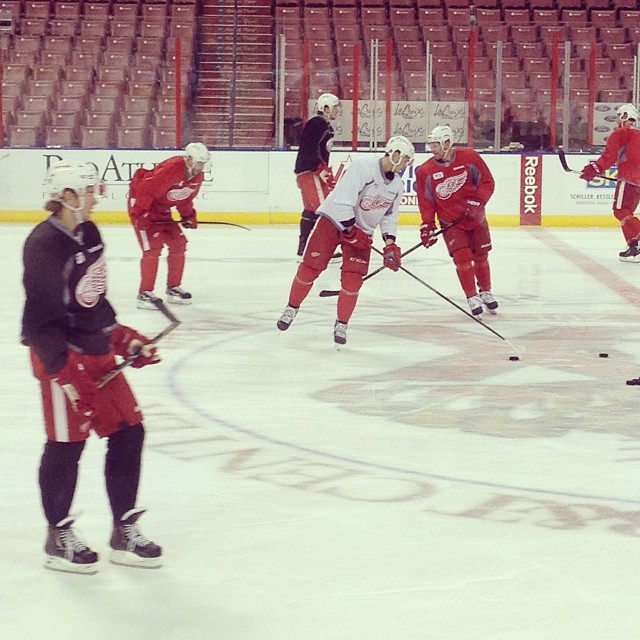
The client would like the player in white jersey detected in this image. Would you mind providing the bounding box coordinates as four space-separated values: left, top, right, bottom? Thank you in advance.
277 135 415 346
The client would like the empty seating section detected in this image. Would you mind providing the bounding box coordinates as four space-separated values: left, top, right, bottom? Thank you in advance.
272 0 637 145
2 1 639 149
1 0 196 148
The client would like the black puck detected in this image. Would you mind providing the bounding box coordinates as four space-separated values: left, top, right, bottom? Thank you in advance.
599 353 609 358
509 356 520 361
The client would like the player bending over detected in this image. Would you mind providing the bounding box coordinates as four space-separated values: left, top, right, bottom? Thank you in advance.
277 135 414 346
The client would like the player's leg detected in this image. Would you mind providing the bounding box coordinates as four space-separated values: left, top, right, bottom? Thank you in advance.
444 227 481 314
30 350 98 573
95 373 162 568
278 217 338 330
134 226 165 308
614 182 640 262
471 223 498 312
333 243 371 345
165 225 191 304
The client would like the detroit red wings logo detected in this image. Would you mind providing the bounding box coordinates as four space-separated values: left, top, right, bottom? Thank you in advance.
360 195 393 211
76 255 107 308
435 170 468 199
167 186 196 202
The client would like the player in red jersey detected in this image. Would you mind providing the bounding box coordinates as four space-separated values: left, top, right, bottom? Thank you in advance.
128 142 210 308
294 92 340 260
580 104 640 262
22 161 162 573
415 124 497 316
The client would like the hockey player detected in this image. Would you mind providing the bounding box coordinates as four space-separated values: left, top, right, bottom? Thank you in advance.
294 92 341 259
128 142 210 308
579 103 640 262
22 160 162 573
415 124 497 317
277 135 414 346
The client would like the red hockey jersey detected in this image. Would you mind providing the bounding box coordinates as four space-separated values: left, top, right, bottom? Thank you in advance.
415 147 495 227
596 126 640 185
128 155 204 227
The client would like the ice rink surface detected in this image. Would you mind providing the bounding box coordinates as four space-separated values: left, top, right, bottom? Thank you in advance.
1 221 639 639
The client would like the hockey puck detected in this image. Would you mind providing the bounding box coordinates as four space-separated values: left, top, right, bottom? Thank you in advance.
599 353 609 358
509 356 520 361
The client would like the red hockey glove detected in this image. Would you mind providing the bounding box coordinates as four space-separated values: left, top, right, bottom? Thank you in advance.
383 243 402 271
316 163 335 188
579 161 602 182
111 324 161 369
464 199 485 224
341 225 372 251
420 223 438 248
55 353 98 419
181 215 198 229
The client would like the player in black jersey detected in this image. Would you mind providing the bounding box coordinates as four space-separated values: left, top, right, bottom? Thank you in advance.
294 92 340 259
21 160 162 574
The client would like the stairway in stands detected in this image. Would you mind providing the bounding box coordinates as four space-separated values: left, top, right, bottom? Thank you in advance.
191 0 274 148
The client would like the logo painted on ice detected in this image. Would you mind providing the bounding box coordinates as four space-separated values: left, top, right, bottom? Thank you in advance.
434 171 467 199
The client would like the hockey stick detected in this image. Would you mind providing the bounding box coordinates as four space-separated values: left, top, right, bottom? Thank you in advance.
370 246 510 342
557 147 618 182
97 299 181 389
152 220 250 231
318 223 456 298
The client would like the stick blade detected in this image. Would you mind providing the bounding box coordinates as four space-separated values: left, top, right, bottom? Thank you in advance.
318 290 339 298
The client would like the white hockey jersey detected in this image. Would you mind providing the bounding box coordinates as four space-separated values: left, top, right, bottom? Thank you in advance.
317 156 404 238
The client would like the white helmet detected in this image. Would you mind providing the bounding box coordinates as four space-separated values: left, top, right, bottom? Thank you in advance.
385 135 415 163
47 160 100 201
616 103 638 123
184 141 211 165
427 124 453 146
315 92 340 113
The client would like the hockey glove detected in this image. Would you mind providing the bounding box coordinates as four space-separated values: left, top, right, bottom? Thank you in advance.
464 199 485 224
580 161 602 182
341 225 372 251
111 324 161 369
383 243 402 271
420 223 438 248
56 353 98 419
316 163 336 188
181 215 198 229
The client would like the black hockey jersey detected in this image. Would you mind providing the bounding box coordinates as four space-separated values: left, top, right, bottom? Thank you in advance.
21 217 117 374
294 115 334 174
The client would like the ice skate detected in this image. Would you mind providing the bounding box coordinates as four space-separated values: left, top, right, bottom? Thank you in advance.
166 286 192 305
44 515 99 575
619 240 640 263
137 290 162 310
467 295 483 316
277 305 298 331
479 290 498 314
109 508 162 569
334 320 348 347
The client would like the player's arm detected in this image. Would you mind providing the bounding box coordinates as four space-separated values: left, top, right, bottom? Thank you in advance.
470 152 495 205
22 239 73 374
581 128 625 180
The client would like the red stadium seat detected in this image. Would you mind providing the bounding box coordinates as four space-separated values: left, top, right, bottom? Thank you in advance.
45 125 78 147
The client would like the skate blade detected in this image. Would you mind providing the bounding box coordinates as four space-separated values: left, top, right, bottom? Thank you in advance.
109 550 162 569
166 297 192 305
137 300 162 310
45 556 99 575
